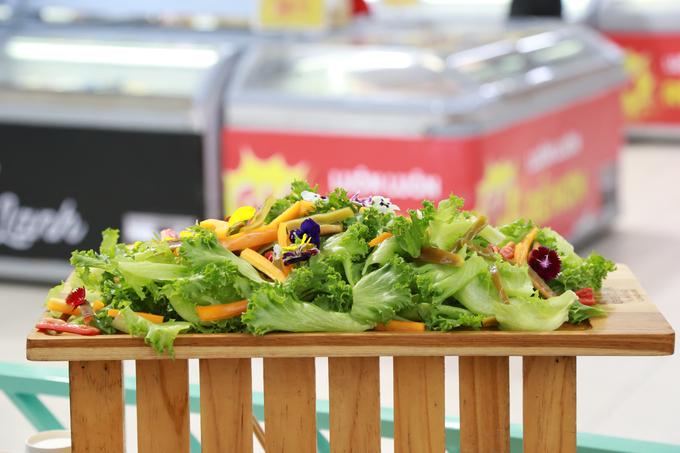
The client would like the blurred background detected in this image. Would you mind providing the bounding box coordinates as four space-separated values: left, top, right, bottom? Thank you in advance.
0 0 679 451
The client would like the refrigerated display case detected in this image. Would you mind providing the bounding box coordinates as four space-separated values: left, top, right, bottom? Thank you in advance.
223 22 625 245
0 27 245 281
588 0 680 138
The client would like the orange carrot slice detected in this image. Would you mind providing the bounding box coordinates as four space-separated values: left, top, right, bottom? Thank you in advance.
299 200 316 216
219 224 278 251
107 309 164 324
375 320 426 332
270 201 304 227
514 242 529 266
369 232 394 247
520 227 540 249
196 300 249 322
240 248 287 282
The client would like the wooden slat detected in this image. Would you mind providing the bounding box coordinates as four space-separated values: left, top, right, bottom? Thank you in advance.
523 356 577 453
199 358 253 453
459 356 510 453
328 356 381 453
393 356 445 453
26 265 675 361
69 360 125 453
264 357 317 453
136 359 191 453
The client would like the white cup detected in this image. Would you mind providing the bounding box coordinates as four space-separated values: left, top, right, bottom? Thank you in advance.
25 430 71 453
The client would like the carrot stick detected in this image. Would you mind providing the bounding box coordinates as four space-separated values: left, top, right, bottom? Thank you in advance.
240 248 287 282
277 223 294 277
298 200 316 216
520 227 540 249
514 242 529 266
375 320 426 332
196 300 249 322
47 298 104 316
107 309 164 324
269 201 304 227
219 224 278 251
369 232 394 247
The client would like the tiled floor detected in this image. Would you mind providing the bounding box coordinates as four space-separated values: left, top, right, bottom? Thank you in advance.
1 141 679 452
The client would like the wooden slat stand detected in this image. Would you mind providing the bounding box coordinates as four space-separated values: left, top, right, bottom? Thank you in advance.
27 265 674 453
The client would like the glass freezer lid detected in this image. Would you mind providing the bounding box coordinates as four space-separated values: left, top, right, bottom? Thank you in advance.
230 24 620 112
0 35 225 98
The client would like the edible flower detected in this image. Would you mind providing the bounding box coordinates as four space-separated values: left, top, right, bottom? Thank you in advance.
528 246 561 282
227 206 257 227
65 287 86 307
289 219 321 248
272 219 321 265
301 191 327 203
350 191 400 214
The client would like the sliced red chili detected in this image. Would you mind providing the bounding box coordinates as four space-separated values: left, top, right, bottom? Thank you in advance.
36 321 100 336
574 287 596 306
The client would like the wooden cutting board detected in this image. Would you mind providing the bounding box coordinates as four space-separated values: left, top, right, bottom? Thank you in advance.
26 264 675 361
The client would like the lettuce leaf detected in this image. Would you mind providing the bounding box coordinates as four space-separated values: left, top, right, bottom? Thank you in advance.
569 300 607 324
284 256 353 312
123 307 191 358
242 284 372 335
387 207 435 259
548 252 617 294
414 255 488 306
493 291 577 331
351 256 415 325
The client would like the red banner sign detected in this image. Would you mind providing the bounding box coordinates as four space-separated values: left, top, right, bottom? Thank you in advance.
606 32 680 125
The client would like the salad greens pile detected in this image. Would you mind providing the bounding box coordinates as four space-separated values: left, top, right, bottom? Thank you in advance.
44 181 615 356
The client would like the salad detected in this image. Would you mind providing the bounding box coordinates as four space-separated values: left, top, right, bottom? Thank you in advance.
37 181 615 357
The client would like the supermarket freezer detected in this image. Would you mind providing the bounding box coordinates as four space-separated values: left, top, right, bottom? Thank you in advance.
222 22 625 245
0 25 245 282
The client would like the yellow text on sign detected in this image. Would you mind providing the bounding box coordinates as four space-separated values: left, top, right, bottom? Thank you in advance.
258 0 325 29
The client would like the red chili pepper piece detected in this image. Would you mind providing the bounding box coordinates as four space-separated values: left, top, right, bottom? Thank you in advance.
264 251 274 263
574 287 596 306
488 244 500 254
499 242 515 260
35 321 100 336
65 287 86 307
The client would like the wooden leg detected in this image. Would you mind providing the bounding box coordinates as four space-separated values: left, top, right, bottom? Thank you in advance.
136 359 191 453
69 360 125 453
328 356 381 453
523 356 577 453
393 356 445 453
199 358 253 453
459 356 510 453
263 357 317 453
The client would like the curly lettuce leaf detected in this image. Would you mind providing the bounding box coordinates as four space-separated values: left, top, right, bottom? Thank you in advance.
400 302 485 331
242 284 372 335
569 300 607 324
499 218 538 247
351 256 415 325
123 307 191 358
388 206 436 259
362 236 409 275
548 252 617 294
429 194 504 249
180 227 264 283
493 291 577 331
284 256 353 312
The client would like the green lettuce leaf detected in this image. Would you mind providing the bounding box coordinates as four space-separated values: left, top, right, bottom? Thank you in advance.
493 291 577 331
284 256 353 312
414 255 488 306
123 307 191 358
242 284 372 335
351 256 415 325
569 300 607 324
548 252 617 294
